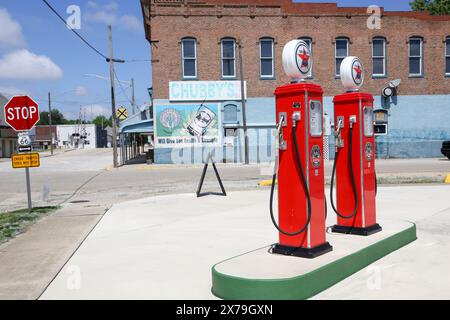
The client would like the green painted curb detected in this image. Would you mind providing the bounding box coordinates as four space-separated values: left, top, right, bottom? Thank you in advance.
212 223 417 300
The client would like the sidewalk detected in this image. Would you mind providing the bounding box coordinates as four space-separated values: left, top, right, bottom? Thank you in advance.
40 185 450 300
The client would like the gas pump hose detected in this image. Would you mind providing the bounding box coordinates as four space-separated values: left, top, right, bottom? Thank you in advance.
330 126 359 219
269 126 312 236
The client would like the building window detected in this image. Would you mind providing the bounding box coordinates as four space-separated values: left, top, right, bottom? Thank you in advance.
446 37 450 76
335 38 349 77
260 38 274 78
181 38 197 79
372 37 386 77
409 37 423 77
221 38 236 78
299 37 313 78
224 104 238 123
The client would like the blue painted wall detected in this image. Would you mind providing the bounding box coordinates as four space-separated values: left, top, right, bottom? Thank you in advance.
154 94 450 164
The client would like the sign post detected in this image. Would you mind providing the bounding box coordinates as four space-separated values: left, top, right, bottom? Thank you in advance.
4 95 40 213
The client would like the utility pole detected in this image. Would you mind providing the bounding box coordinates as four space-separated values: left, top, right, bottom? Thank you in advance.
238 41 249 165
48 92 54 156
131 78 136 115
108 25 119 168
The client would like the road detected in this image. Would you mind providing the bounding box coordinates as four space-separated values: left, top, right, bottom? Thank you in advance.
1 148 448 213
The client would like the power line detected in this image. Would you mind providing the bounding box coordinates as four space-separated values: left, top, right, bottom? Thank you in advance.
113 69 133 106
41 0 108 60
41 0 152 64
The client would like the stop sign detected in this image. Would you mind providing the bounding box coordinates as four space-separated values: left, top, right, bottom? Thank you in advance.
4 96 40 132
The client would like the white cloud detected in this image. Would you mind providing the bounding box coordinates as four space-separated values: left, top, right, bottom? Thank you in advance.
75 85 88 96
0 49 63 80
82 104 110 119
120 15 142 32
0 86 29 98
87 1 98 8
0 8 26 48
84 2 141 33
84 10 117 25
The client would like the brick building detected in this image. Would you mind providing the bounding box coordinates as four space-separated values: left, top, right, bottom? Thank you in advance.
140 0 450 163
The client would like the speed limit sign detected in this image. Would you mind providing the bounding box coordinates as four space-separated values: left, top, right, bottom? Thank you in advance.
18 133 32 147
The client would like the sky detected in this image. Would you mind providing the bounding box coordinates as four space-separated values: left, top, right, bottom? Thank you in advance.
0 0 412 121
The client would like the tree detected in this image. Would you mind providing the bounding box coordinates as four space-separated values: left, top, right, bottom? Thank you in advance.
38 109 67 125
410 0 450 15
92 115 112 129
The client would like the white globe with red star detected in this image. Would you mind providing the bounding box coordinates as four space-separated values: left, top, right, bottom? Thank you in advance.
282 40 312 81
340 56 365 91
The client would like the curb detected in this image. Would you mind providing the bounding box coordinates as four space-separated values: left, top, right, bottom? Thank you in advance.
211 223 417 300
445 174 450 184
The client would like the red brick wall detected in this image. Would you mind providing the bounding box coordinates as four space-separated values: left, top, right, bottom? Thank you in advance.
142 0 450 99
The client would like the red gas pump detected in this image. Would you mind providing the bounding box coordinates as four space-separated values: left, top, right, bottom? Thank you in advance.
270 40 332 258
330 57 382 235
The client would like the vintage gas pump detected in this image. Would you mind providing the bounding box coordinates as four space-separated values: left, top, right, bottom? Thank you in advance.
330 56 382 236
270 40 332 258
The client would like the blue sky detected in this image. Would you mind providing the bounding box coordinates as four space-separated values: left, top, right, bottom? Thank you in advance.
0 0 412 120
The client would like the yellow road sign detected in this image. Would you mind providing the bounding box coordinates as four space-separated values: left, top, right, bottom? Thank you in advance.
12 153 40 169
116 107 128 121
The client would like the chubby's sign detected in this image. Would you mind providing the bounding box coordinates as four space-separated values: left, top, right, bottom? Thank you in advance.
169 81 246 102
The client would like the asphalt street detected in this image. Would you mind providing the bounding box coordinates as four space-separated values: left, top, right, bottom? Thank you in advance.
1 148 449 213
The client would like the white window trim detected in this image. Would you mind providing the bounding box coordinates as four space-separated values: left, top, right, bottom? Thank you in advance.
299 37 313 78
260 38 274 78
372 38 386 77
409 37 423 77
446 37 450 76
181 38 197 79
335 38 349 77
221 39 236 79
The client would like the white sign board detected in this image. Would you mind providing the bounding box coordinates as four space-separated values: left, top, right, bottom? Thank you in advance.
169 81 247 102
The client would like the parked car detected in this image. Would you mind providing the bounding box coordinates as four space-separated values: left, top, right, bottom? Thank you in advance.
442 141 450 160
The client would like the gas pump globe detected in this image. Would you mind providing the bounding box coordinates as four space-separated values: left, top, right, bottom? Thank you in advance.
329 56 382 236
269 40 332 258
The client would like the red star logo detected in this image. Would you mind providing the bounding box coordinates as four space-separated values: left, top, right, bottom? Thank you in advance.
298 48 310 62
354 64 362 79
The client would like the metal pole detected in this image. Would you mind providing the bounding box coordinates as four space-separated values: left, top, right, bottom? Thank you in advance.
131 78 136 115
238 41 249 165
108 25 119 168
25 168 32 213
48 92 54 156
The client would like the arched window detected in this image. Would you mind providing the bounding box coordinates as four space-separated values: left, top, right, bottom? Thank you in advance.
298 37 313 78
335 37 349 77
445 36 450 76
259 38 274 78
409 36 423 77
181 38 197 79
221 38 236 78
372 37 386 77
223 104 238 123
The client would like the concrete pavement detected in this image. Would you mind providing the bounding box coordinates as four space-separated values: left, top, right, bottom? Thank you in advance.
0 149 449 299
40 185 450 300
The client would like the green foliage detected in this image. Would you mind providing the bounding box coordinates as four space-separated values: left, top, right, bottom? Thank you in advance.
0 207 59 244
38 109 68 125
92 115 112 129
410 0 450 14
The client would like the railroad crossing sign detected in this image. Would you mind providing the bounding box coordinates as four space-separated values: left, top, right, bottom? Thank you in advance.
12 153 40 169
116 107 128 121
4 96 40 132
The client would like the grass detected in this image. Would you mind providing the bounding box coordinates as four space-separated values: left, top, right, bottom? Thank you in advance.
0 206 59 245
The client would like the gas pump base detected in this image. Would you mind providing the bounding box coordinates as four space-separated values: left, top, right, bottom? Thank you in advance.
212 220 416 300
272 242 333 259
331 224 382 236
